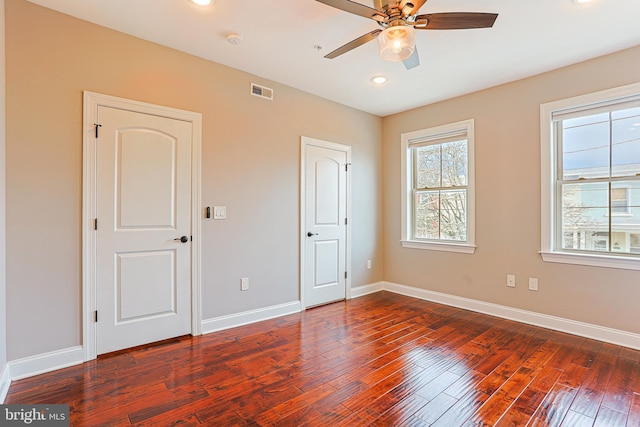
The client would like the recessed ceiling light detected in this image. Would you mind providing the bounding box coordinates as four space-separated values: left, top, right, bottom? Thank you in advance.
573 0 592 4
191 0 212 6
371 75 387 85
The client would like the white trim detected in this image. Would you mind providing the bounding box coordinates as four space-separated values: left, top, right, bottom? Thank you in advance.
540 251 640 271
82 91 203 361
0 363 10 403
350 282 385 298
401 119 476 251
201 301 302 335
7 346 84 381
540 82 640 271
377 282 640 350
400 240 476 254
300 136 352 308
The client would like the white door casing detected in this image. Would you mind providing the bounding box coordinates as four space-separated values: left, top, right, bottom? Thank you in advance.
83 92 202 359
300 137 351 308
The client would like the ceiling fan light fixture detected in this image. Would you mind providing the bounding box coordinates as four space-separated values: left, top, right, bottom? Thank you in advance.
377 25 416 62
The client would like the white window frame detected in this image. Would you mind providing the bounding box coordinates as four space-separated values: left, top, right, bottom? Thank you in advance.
540 82 640 271
401 119 476 254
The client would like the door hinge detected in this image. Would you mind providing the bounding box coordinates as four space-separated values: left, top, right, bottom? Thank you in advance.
345 163 351 171
345 218 348 225
344 271 348 279
94 311 98 322
94 123 102 138
93 218 98 230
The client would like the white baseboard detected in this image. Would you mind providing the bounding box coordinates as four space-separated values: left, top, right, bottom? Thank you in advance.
350 282 385 298
4 279 636 395
201 301 302 335
7 346 84 381
0 363 10 403
379 281 640 351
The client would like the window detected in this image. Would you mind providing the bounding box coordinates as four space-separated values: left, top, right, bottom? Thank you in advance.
540 82 640 270
401 119 475 253
611 188 630 215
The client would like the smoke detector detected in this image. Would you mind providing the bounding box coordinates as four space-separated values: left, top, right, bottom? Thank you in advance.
227 33 244 45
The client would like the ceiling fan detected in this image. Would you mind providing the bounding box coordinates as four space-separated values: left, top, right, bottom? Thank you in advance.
316 0 498 70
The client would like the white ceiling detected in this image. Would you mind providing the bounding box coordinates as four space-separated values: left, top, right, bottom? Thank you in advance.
26 0 640 116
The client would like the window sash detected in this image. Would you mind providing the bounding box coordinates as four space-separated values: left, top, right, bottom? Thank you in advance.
552 103 640 257
410 140 469 243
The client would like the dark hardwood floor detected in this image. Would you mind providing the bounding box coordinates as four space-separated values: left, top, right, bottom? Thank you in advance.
6 291 640 426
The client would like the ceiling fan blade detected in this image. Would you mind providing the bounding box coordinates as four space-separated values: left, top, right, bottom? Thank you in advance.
414 12 498 30
403 49 420 70
316 0 387 23
400 0 428 17
324 29 382 59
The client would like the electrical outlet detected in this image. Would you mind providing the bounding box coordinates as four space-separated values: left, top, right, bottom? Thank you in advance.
506 274 516 288
529 278 539 291
367 260 372 270
241 277 249 291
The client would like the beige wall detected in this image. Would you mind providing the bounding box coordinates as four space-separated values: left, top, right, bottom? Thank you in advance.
383 45 640 334
5 0 383 360
5 0 640 364
1 0 7 372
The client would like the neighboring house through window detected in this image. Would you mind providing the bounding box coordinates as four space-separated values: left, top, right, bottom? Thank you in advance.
540 82 640 270
401 119 476 254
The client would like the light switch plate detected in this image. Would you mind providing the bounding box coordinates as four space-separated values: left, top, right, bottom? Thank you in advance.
213 206 227 220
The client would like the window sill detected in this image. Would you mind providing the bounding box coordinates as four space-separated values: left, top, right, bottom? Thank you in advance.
540 251 640 271
401 240 476 254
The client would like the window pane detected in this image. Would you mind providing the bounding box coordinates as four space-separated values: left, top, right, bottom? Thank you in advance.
415 145 440 189
414 191 439 239
441 140 468 187
562 115 610 179
611 111 640 178
440 190 467 241
561 183 608 252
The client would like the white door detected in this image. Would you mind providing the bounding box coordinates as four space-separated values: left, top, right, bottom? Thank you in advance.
302 137 350 307
96 106 192 354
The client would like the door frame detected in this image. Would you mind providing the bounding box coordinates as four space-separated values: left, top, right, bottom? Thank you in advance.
300 136 352 309
82 91 203 361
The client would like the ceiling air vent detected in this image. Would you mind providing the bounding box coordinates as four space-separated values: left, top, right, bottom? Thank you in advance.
250 83 274 101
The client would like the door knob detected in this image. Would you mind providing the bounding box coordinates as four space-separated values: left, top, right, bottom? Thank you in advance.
174 236 189 243
307 232 318 237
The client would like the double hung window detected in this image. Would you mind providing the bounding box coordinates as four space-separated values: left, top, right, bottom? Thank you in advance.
401 119 475 253
541 83 640 270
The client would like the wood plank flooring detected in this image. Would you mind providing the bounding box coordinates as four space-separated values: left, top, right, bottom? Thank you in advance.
6 291 640 426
